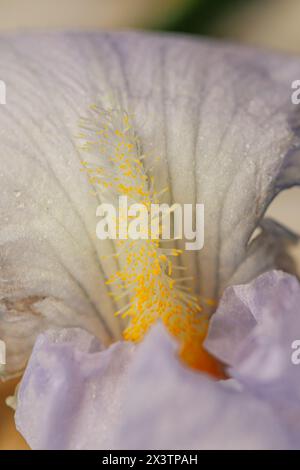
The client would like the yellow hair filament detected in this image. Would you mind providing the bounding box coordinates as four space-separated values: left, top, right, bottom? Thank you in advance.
80 104 221 376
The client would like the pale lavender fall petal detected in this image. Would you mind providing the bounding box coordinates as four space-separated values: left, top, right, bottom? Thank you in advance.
205 270 299 365
15 327 135 449
16 324 290 450
205 270 300 447
115 324 289 450
1 32 300 377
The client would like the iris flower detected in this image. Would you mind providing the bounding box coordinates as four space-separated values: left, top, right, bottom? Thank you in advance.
0 31 300 449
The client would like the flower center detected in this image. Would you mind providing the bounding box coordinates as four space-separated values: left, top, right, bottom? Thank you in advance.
80 104 222 378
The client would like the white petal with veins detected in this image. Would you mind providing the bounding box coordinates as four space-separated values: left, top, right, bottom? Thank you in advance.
0 32 300 376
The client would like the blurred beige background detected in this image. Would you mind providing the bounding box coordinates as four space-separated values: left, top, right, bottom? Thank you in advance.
0 0 188 31
218 0 300 53
0 379 28 449
1 0 300 54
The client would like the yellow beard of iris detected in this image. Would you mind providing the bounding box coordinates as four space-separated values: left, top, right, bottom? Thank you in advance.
80 104 222 378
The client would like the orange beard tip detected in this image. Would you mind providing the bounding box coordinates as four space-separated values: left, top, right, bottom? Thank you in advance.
179 339 225 379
